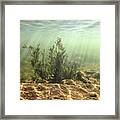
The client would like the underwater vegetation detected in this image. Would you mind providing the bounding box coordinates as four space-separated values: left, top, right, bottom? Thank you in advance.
21 37 82 83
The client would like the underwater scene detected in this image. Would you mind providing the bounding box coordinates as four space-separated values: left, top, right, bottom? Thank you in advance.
20 20 100 100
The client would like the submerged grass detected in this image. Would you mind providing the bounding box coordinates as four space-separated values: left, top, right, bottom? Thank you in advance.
21 38 81 83
21 37 99 83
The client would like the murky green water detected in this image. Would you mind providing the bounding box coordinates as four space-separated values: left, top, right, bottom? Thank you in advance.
20 20 100 76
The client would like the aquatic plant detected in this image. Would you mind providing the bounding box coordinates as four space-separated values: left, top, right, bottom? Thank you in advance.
63 61 78 80
48 37 67 82
22 44 44 82
21 37 80 83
